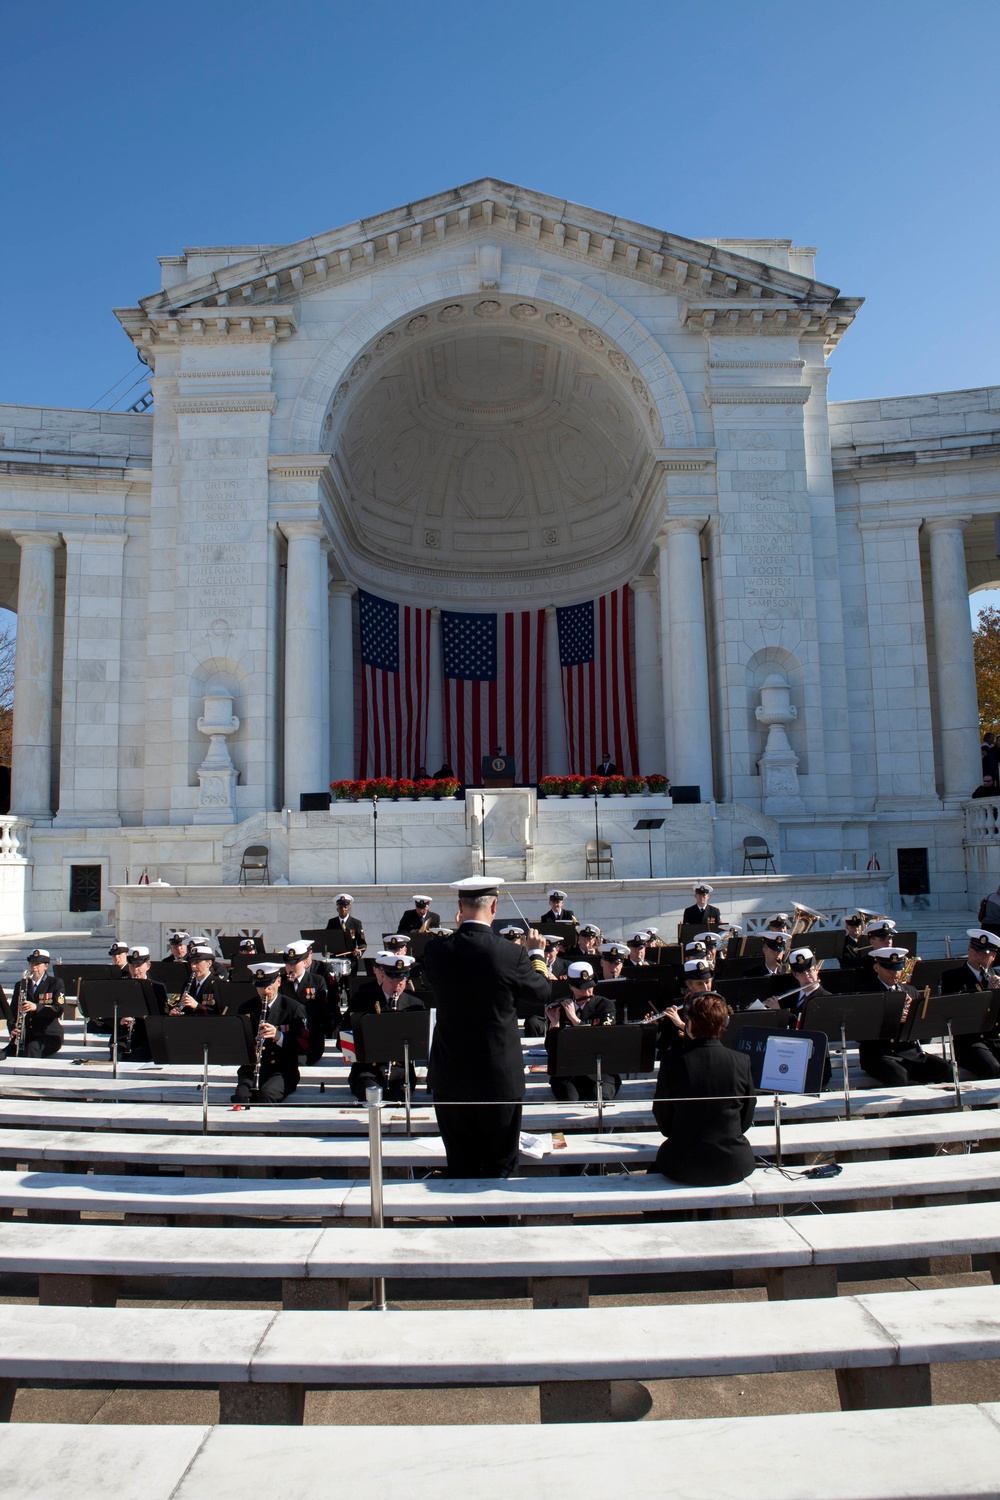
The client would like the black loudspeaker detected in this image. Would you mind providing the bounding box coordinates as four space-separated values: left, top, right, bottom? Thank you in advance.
669 784 701 804
300 792 332 811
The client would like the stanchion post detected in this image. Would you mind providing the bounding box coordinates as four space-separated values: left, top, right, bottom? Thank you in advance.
403 1040 412 1137
112 1002 119 1080
774 1092 784 1217
595 1053 605 1135
841 1021 851 1121
366 1084 387 1310
202 1043 210 1134
947 1020 964 1112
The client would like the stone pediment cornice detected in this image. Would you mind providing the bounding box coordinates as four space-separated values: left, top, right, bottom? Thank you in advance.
684 299 861 354
123 179 851 332
115 305 299 354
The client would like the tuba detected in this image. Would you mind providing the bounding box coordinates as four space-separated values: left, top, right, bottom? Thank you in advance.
791 903 822 938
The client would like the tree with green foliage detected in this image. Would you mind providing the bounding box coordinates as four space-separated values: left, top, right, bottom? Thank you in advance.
973 606 1000 739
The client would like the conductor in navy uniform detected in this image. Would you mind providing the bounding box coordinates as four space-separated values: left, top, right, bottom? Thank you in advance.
423 876 550 1177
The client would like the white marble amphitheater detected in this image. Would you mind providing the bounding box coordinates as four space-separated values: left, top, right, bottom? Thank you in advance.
1 177 999 948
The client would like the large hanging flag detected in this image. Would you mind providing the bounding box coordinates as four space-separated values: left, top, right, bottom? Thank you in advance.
442 609 545 785
557 585 639 775
357 590 431 778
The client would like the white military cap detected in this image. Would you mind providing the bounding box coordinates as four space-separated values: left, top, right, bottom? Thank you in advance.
549 889 568 901
499 924 524 937
252 962 284 983
871 946 909 965
108 942 129 956
684 958 712 975
626 931 648 945
600 942 629 958
167 930 190 944
188 943 214 961
693 931 719 946
579 923 602 937
283 939 312 959
413 894 432 904
967 929 1000 951
693 883 714 895
26 948 50 963
866 918 897 936
567 961 595 982
685 940 708 957
375 951 416 972
384 934 411 948
335 893 354 903
450 876 504 893
425 927 453 937
788 947 816 969
127 946 150 963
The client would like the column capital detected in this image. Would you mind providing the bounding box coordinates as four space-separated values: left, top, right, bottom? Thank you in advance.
923 514 973 535
630 574 657 595
11 530 61 551
280 519 325 543
657 515 710 544
329 579 356 599
61 530 128 550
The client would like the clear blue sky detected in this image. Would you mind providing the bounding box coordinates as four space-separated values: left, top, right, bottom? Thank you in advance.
1 0 997 413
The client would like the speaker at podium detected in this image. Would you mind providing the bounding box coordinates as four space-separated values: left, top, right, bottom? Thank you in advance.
481 753 515 788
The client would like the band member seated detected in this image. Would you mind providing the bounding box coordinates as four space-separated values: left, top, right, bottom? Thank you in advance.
858 947 951 1087
744 934 788 980
108 941 130 973
685 938 715 973
281 940 330 1063
940 928 1000 1078
774 947 832 1085
623 932 650 974
163 930 192 964
599 941 628 982
5 948 64 1058
841 912 868 969
543 961 619 1102
682 883 721 929
539 889 578 931
544 933 568 977
325 893 366 974
347 950 427 1102
655 958 715 1058
563 923 602 967
857 918 898 981
232 963 308 1105
170 943 223 1015
652 993 756 1186
398 895 441 934
126 947 169 1016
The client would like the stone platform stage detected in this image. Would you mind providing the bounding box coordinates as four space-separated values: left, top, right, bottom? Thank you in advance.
113 870 891 959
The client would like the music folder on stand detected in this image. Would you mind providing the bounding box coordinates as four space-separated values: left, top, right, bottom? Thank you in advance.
350 1009 432 1137
548 1026 656 1135
145 1014 255 1132
78 979 157 1081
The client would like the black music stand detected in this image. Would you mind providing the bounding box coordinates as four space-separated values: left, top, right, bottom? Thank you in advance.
799 992 888 1119
351 1009 432 1135
724 1009 795 1048
714 974 785 1010
78 980 156 1079
594 978 672 1024
899 992 1000 1111
212 980 256 1013
736 1023 828 1094
548 1026 656 1133
145 1014 254 1133
806 931 847 962
633 818 665 879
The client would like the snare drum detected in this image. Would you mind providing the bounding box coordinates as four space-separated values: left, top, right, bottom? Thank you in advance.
327 956 352 977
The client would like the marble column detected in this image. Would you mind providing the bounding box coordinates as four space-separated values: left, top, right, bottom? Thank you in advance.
658 519 714 797
544 605 568 774
10 532 60 818
318 540 331 785
328 580 355 780
926 516 981 802
282 521 325 807
425 607 444 774
631 576 665 775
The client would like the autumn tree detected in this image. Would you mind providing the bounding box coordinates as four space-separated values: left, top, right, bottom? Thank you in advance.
973 605 1000 740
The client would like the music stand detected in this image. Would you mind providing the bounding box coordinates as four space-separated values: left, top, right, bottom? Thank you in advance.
595 978 671 1024
736 1023 828 1094
805 931 847 963
351 1010 432 1135
633 818 665 879
723 1009 794 1047
798 992 888 1120
218 935 266 960
212 980 256 1013
78 980 155 1079
898 992 1000 1111
713 974 784 1010
548 1026 656 1133
145 1014 255 1132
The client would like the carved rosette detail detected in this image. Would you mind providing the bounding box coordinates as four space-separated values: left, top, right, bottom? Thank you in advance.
510 302 538 320
438 304 464 322
579 328 605 351
474 300 503 319
545 312 573 331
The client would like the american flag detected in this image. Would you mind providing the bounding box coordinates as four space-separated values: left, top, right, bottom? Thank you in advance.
557 586 639 775
442 609 544 785
357 590 431 778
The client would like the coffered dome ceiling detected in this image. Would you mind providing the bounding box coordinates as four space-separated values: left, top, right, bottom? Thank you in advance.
323 300 663 593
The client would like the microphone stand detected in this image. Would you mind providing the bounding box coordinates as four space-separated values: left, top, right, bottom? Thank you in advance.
593 792 601 878
372 795 378 884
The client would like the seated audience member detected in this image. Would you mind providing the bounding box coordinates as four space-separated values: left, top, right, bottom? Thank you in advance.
652 992 756 1185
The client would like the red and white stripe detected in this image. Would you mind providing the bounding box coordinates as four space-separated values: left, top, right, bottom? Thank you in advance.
358 605 431 778
561 585 639 776
444 610 545 785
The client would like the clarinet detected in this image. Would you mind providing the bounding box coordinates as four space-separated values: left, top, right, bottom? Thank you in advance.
13 971 31 1056
253 994 272 1091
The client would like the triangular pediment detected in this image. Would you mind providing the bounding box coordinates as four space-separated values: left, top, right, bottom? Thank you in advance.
125 178 856 328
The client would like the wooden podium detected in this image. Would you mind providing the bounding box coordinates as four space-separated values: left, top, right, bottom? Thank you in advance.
481 754 515 788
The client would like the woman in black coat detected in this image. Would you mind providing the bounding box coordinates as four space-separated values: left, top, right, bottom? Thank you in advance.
652 992 756 1186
